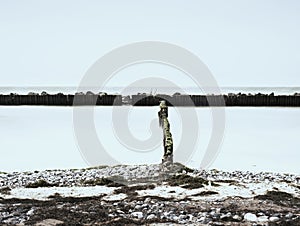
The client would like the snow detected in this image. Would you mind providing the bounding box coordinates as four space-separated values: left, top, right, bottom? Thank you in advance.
2 186 115 201
102 193 127 201
210 181 299 200
136 180 299 201
137 185 187 199
1 176 298 201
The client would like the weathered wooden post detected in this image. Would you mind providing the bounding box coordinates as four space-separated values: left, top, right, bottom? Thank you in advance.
158 100 173 165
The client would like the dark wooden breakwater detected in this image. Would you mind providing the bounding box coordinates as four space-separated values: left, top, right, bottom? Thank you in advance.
132 94 300 107
0 94 122 106
1 93 300 107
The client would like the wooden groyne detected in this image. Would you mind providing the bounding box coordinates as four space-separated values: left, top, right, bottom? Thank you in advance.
0 94 122 106
0 93 300 107
132 94 300 107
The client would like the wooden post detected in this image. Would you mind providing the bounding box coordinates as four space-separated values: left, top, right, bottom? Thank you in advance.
158 101 173 165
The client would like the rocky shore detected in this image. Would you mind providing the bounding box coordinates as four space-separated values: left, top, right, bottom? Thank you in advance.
0 163 299 225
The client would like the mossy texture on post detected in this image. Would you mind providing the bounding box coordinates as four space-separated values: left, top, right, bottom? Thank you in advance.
158 101 173 164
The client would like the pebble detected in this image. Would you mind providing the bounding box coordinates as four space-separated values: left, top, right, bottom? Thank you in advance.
203 217 212 224
269 216 280 222
134 205 142 210
35 219 64 226
232 215 242 221
146 214 156 220
244 213 257 222
179 214 188 220
26 209 35 216
131 211 143 219
116 210 124 214
144 198 151 203
257 212 265 216
220 212 231 220
141 203 148 208
172 216 179 221
257 216 269 222
0 164 298 188
198 216 206 222
272 213 281 217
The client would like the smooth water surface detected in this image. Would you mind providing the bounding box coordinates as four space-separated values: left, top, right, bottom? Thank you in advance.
0 106 299 174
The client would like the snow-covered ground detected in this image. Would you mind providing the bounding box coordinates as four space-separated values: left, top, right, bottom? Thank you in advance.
0 165 299 201
2 186 115 201
0 106 299 174
0 164 299 225
1 180 299 202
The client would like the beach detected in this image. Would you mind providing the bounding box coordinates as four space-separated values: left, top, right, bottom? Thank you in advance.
0 163 299 225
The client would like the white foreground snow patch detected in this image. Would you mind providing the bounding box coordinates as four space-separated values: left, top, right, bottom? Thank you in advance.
137 185 188 199
1 186 115 201
103 193 127 201
1 181 298 202
137 181 299 201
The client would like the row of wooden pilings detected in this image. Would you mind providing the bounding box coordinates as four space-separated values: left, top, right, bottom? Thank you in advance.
0 95 122 106
132 94 300 107
1 94 300 106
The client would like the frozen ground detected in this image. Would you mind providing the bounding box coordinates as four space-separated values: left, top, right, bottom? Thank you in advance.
0 106 299 174
0 164 299 225
1 164 298 201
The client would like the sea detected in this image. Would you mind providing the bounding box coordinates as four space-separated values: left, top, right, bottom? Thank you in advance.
0 87 299 174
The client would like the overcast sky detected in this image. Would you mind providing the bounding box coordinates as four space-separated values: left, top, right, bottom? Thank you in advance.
0 0 299 87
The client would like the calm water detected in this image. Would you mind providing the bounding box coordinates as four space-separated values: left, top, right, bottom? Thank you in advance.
0 106 299 174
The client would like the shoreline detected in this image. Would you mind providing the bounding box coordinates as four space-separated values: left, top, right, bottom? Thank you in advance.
1 163 299 225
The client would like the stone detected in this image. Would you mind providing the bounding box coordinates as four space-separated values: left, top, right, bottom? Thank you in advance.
26 209 35 216
141 203 148 208
269 216 280 222
244 213 257 222
134 205 142 210
172 215 179 221
226 212 232 217
198 216 206 222
257 216 269 222
220 212 231 220
144 197 151 203
35 219 64 226
188 214 194 221
131 211 143 219
146 214 156 220
203 217 212 224
179 214 188 220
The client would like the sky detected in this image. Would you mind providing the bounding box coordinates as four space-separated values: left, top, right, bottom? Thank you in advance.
0 0 299 87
